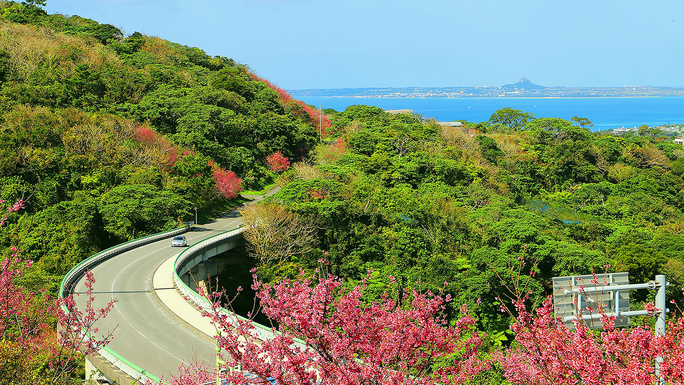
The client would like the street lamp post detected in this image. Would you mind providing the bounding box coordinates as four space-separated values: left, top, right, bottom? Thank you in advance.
194 207 198 227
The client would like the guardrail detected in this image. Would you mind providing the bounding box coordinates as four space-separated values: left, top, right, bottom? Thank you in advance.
173 226 280 342
59 225 189 384
59 223 292 384
173 227 309 351
98 347 159 384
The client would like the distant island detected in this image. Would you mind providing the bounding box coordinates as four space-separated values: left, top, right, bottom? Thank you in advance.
289 78 684 98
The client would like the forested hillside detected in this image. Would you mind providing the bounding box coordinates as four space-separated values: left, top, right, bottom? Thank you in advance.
4 2 684 383
0 1 326 292
248 105 684 337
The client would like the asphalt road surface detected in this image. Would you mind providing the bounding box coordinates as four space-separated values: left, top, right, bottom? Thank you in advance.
72 210 243 380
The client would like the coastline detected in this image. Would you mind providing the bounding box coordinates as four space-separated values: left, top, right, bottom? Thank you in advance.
297 95 684 130
296 95 677 100
289 84 684 100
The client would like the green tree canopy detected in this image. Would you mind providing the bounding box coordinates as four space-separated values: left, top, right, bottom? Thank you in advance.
98 184 190 240
488 108 535 131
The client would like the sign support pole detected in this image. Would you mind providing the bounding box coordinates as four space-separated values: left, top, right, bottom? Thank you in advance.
655 274 667 384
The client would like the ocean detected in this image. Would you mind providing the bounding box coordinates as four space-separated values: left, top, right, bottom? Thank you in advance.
297 96 684 131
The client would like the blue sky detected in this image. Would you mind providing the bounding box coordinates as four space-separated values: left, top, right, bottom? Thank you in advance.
46 0 684 90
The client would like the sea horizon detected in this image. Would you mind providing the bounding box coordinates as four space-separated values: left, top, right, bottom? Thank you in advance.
298 95 684 131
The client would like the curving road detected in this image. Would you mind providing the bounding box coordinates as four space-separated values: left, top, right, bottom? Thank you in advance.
72 211 243 380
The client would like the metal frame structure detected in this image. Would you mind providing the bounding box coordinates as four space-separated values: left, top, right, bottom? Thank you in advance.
553 273 668 382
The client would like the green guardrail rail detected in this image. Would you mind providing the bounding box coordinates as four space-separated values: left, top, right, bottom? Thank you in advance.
60 225 189 384
173 225 306 347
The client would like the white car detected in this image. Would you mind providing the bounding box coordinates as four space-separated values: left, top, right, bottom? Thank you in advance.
171 235 187 247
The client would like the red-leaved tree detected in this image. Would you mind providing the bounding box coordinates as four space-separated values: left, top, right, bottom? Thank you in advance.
265 151 290 173
213 168 242 199
196 268 487 385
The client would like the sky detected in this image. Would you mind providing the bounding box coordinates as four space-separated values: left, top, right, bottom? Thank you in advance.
46 0 684 90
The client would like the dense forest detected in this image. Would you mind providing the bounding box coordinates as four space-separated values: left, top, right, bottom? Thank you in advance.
2 1 684 383
0 1 327 294
253 105 684 338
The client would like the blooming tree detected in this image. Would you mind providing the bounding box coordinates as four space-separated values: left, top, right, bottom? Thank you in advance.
0 199 116 384
213 167 242 199
265 151 290 173
0 253 116 384
55 270 117 383
0 197 24 225
196 268 487 385
495 256 684 385
160 362 215 385
250 74 332 134
500 297 662 385
164 241 684 385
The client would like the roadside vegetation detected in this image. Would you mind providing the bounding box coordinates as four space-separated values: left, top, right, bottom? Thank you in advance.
255 105 684 326
0 0 324 295
237 105 684 383
2 1 684 383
